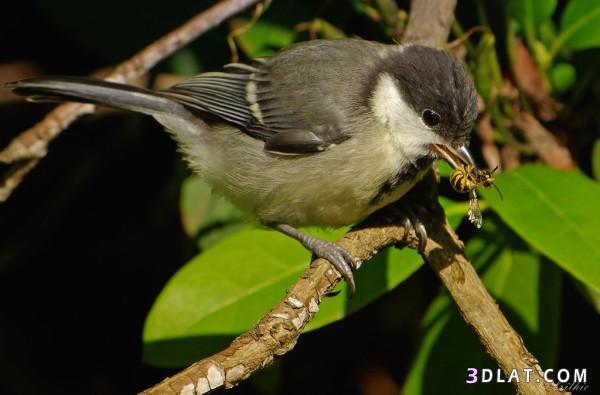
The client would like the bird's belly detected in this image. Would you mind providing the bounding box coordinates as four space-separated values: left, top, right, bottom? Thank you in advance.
247 160 430 228
167 122 429 228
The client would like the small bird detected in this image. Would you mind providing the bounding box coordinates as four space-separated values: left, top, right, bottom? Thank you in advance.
6 39 478 293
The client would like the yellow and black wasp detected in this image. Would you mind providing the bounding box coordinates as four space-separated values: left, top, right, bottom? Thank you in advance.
449 164 502 228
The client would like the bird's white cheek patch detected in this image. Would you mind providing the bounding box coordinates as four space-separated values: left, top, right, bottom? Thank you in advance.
371 73 442 155
371 73 403 128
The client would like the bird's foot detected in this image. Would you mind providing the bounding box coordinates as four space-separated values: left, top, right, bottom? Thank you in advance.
308 238 360 295
269 223 360 295
389 204 429 253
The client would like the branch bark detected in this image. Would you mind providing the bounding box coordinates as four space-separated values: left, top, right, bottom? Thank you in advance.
423 207 562 395
141 1 564 395
402 0 457 47
0 0 261 202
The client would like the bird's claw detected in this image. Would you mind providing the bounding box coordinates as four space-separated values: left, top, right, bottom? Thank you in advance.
269 223 360 295
394 205 429 253
310 240 360 296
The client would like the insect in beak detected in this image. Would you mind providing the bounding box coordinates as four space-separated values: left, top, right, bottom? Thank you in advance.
432 144 476 169
432 144 502 229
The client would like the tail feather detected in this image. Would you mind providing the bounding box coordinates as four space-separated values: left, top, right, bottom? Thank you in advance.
5 76 184 117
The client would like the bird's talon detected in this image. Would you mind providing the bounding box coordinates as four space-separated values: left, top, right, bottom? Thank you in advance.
392 204 429 253
312 241 357 296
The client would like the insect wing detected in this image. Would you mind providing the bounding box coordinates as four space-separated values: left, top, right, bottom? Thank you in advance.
467 190 483 228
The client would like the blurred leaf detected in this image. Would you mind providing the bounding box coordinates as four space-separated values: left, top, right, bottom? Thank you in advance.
481 165 600 292
550 62 576 93
295 18 347 39
403 215 561 394
352 0 369 14
538 19 558 50
440 196 468 229
473 34 494 100
436 160 453 178
508 0 557 69
179 175 244 241
557 0 600 52
507 0 557 31
592 139 600 180
236 19 297 58
169 47 202 76
473 33 503 101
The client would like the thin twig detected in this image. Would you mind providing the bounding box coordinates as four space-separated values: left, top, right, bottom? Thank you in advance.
140 1 564 394
513 111 576 171
512 37 556 122
0 159 40 201
401 0 457 47
0 0 261 202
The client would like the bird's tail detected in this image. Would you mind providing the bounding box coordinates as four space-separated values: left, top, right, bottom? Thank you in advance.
5 76 184 117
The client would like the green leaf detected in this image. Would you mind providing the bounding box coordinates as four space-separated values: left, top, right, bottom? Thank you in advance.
143 229 311 367
436 160 453 178
143 224 424 367
439 196 468 229
507 0 557 31
550 62 576 93
403 215 561 394
473 33 496 100
237 20 297 58
557 0 600 51
481 165 600 292
168 47 202 76
179 175 245 241
592 139 600 181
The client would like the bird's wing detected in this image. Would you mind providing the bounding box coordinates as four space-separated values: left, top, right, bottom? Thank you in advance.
162 40 384 155
162 62 348 154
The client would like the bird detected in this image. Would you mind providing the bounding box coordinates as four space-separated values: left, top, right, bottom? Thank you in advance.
6 38 479 294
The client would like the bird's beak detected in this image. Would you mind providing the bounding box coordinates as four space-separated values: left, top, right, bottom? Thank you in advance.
433 144 476 169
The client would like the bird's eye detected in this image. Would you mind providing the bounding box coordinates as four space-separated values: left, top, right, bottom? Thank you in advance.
422 109 440 127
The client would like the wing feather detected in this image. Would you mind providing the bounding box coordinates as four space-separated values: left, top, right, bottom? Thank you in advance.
160 40 381 154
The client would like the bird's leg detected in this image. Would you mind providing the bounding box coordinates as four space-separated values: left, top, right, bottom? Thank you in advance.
269 223 360 295
388 169 441 253
389 204 429 253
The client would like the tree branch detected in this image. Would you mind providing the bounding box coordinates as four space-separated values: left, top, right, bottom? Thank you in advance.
0 0 261 202
423 205 563 395
401 0 457 47
141 1 564 395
